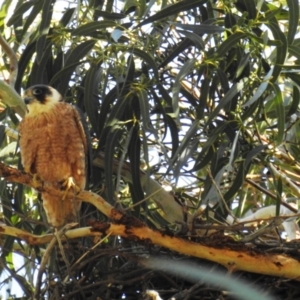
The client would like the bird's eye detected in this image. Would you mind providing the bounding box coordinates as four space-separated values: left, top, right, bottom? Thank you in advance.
33 88 43 96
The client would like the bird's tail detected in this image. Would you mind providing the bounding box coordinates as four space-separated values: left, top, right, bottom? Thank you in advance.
41 192 81 228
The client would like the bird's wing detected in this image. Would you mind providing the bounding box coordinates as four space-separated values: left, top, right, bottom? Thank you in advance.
71 105 92 186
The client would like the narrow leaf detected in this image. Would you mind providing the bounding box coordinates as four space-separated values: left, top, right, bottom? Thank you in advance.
172 58 197 118
21 0 44 38
137 89 154 132
224 145 267 201
60 7 76 27
138 0 208 27
170 119 200 167
287 85 300 116
272 84 284 145
215 31 247 58
287 0 299 45
177 30 205 50
243 67 273 107
84 64 101 133
131 47 159 80
205 81 244 127
6 1 33 26
266 21 288 82
105 126 123 203
171 22 224 34
72 20 120 36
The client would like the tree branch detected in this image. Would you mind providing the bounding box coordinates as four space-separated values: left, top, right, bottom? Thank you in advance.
0 34 18 86
1 221 300 281
1 162 300 281
0 35 26 117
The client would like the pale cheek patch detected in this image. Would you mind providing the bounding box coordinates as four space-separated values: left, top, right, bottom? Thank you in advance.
26 99 58 117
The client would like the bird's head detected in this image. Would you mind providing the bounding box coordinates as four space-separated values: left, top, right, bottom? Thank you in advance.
23 85 63 116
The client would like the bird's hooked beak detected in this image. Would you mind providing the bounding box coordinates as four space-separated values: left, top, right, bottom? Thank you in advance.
23 96 34 105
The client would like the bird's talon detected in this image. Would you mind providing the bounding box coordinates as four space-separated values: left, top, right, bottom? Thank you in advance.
32 174 43 187
61 177 81 200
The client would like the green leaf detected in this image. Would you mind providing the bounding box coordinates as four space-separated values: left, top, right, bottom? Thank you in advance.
243 67 273 107
236 0 257 20
6 1 33 26
287 85 300 116
165 115 179 158
287 0 299 45
49 61 82 86
159 38 193 68
285 72 300 89
215 31 247 58
55 40 96 95
0 0 13 28
235 52 250 79
72 20 121 36
130 47 159 80
60 7 76 27
104 126 124 203
36 0 55 63
288 45 300 60
272 84 284 145
98 86 119 139
224 145 267 202
205 81 244 127
106 90 131 128
171 22 224 34
21 0 44 39
84 64 101 133
172 58 197 118
15 41 36 92
177 30 205 50
138 0 208 27
128 124 144 212
194 122 228 171
137 89 154 132
94 10 127 20
170 119 200 167
30 40 53 85
266 21 288 82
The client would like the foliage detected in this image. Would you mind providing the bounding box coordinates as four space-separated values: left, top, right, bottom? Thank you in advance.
1 0 300 299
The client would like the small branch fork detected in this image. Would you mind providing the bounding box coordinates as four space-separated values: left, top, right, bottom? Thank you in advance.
1 162 300 281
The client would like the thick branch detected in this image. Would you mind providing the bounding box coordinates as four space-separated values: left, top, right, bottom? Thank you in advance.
0 161 123 221
1 221 300 281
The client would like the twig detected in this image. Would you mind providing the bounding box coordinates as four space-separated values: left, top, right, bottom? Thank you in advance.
34 224 75 299
245 178 298 213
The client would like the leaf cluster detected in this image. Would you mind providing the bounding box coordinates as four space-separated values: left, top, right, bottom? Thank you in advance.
1 0 300 299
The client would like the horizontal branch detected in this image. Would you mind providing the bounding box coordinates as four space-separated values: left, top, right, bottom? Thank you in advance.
0 161 123 221
1 221 300 281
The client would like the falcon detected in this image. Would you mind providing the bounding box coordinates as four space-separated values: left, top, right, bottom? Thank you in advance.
19 85 88 227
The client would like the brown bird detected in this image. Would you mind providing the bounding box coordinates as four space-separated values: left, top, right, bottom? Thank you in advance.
19 85 88 227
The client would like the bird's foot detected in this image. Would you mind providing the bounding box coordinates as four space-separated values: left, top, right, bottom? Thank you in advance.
61 177 81 200
32 173 43 188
